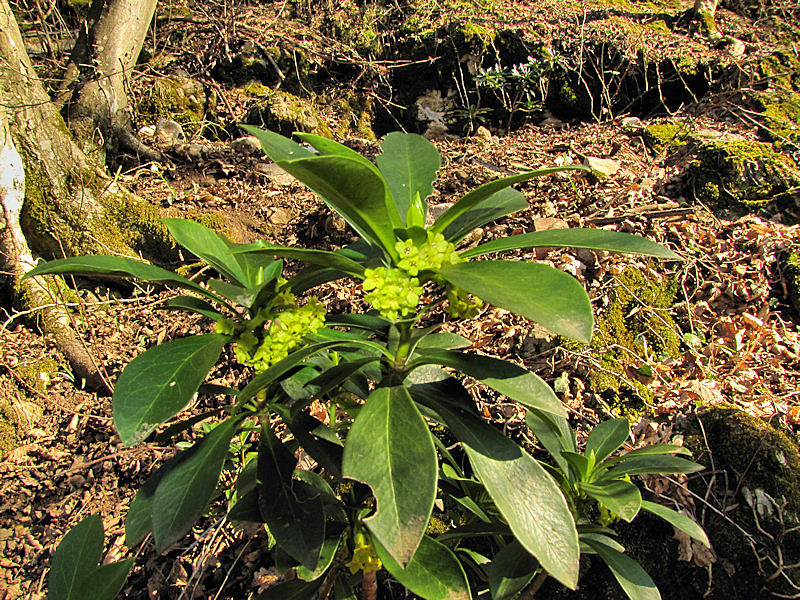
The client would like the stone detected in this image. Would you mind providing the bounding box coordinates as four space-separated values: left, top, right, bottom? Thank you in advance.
231 136 262 156
256 163 295 187
146 76 215 136
155 118 185 146
245 90 329 138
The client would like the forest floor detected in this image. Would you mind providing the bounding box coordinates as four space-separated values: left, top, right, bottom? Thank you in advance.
3 0 800 599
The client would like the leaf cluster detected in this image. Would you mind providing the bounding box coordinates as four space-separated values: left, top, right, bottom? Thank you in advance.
32 130 696 600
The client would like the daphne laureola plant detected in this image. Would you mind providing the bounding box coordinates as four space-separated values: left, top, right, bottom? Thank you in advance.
31 127 709 600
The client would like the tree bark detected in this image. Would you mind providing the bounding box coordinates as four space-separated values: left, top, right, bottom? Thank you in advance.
691 0 722 41
58 0 160 163
1 0 167 390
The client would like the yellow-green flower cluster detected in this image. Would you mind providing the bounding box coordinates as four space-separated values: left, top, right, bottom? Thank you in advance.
445 285 484 319
232 298 326 372
362 267 422 321
345 533 382 574
395 231 463 276
363 231 469 320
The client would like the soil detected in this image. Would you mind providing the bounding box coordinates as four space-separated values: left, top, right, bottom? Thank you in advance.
3 0 800 599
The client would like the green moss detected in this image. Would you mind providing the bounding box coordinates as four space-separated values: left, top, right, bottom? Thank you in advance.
584 267 681 416
16 358 60 395
332 94 376 140
688 137 800 213
139 76 215 136
643 122 691 152
680 407 800 597
0 399 18 459
785 252 800 312
245 89 331 138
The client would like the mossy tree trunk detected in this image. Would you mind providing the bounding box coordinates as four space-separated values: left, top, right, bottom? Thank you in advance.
691 0 722 41
1 0 167 390
57 0 160 163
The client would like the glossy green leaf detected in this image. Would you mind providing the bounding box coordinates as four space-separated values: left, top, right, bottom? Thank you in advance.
376 534 471 600
296 526 344 581
579 480 642 522
207 278 263 307
232 242 366 276
525 409 576 472
113 334 228 446
586 418 630 464
23 255 216 302
77 559 134 600
429 400 579 589
152 415 243 552
579 533 626 553
439 261 593 342
307 356 382 398
463 229 681 259
342 386 437 566
376 132 441 225
430 165 587 234
561 451 593 481
227 489 262 523
238 339 389 404
125 458 172 546
162 296 225 320
414 332 472 351
48 514 103 600
601 444 692 469
334 574 358 600
257 425 325 569
164 218 246 285
240 125 315 161
640 501 709 547
442 187 528 243
410 350 565 418
276 155 398 258
584 538 661 600
602 455 705 479
486 541 538 600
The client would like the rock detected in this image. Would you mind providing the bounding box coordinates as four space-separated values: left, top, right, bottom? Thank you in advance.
231 136 263 156
245 89 330 138
145 76 216 136
687 134 800 217
473 126 493 142
620 116 644 133
256 163 295 187
155 118 185 146
415 89 456 139
675 407 800 598
582 156 620 177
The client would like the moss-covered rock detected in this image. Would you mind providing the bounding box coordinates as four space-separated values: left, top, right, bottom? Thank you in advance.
245 89 331 138
140 76 216 137
679 407 800 598
687 134 800 214
585 267 681 416
784 251 800 313
643 121 691 153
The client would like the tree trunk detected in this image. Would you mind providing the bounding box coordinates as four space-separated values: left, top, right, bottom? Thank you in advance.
1 0 170 390
691 0 722 41
58 0 160 163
